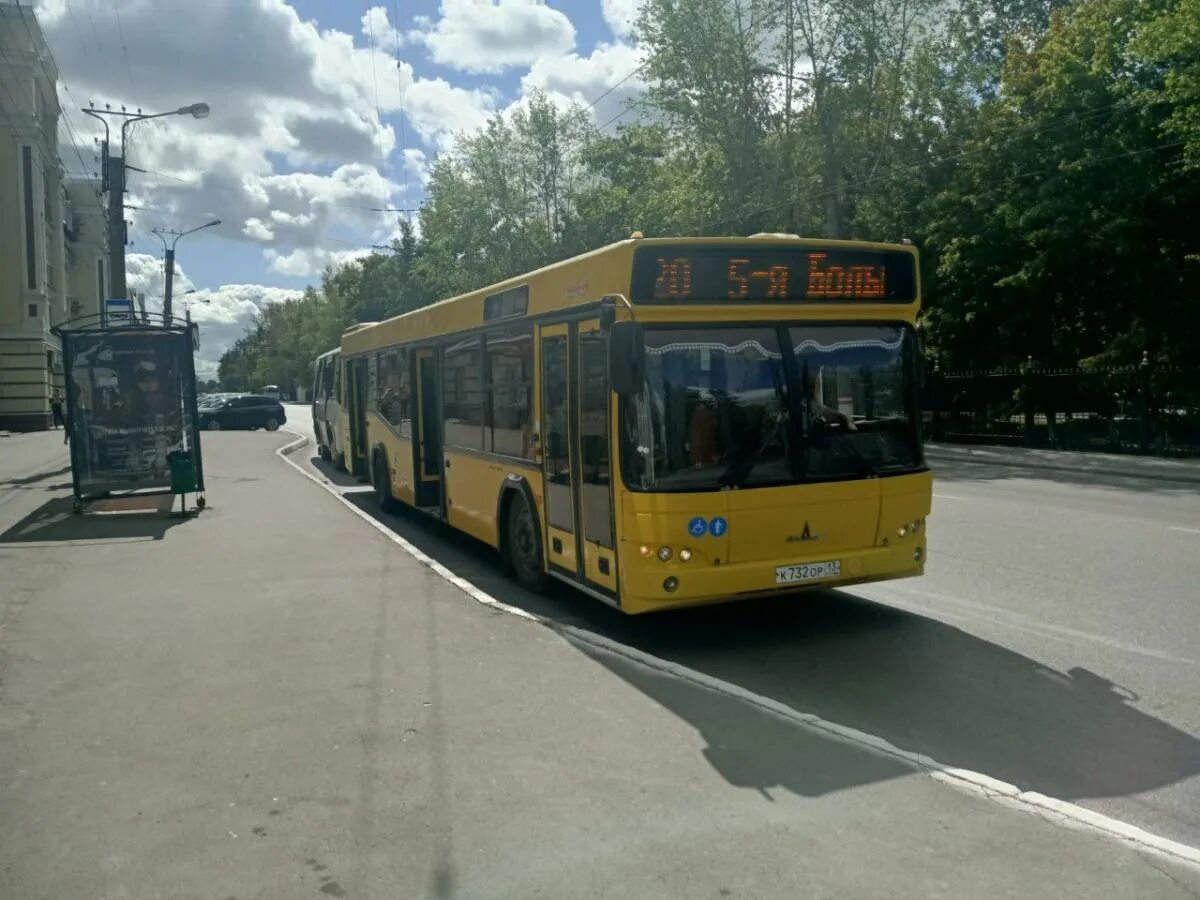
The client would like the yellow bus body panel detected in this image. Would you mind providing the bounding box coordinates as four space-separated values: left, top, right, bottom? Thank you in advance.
338 236 929 614
617 471 932 614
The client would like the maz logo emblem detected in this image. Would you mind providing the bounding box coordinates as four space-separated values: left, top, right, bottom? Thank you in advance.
785 522 821 542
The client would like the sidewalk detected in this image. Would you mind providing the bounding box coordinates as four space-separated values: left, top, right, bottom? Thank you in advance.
1 432 1197 898
927 441 1200 484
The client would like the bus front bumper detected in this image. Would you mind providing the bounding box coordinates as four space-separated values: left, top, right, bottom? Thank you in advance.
618 540 925 614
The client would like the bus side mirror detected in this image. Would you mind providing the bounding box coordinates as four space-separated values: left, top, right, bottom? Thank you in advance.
599 305 615 332
608 321 645 396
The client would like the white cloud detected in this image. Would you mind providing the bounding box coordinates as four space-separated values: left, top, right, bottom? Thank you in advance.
403 148 431 187
243 218 275 242
120 254 300 377
522 41 644 125
32 0 652 371
404 77 497 151
601 0 640 39
410 0 576 74
264 246 376 278
36 0 486 273
125 252 191 308
188 283 303 379
362 5 404 53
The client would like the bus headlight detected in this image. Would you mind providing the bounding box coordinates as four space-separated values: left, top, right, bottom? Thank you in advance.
678 548 692 562
897 525 908 538
640 545 652 557
657 546 673 562
663 576 679 593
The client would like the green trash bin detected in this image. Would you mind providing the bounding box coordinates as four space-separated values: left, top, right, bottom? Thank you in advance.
169 450 198 494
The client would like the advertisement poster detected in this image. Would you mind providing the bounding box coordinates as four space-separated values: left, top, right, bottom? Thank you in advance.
64 330 193 496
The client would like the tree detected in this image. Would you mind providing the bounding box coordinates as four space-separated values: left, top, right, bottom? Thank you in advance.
923 0 1200 368
418 91 595 295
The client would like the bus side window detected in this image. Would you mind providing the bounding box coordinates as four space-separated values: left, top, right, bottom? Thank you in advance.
376 347 409 434
486 327 533 459
443 336 484 450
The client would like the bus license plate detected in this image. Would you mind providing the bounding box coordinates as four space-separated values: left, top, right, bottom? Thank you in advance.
775 560 841 585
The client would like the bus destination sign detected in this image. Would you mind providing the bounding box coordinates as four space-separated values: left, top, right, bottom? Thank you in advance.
631 245 917 304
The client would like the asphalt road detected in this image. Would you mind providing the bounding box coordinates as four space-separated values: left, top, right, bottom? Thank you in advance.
281 406 1200 848
0 413 1197 898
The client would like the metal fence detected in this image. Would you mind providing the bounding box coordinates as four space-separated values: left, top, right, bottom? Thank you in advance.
923 356 1200 457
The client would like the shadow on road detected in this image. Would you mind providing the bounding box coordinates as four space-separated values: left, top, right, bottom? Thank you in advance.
335 485 1200 818
306 453 367 488
1 464 72 487
0 495 190 543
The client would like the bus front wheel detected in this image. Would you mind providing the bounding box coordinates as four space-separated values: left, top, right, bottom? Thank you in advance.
506 493 548 592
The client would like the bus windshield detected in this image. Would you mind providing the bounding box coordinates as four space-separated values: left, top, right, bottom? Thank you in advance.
620 324 921 492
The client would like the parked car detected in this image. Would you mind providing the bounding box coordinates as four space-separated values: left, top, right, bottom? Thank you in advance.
198 394 286 431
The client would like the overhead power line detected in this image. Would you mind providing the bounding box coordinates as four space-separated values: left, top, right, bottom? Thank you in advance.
393 0 411 226
110 0 137 98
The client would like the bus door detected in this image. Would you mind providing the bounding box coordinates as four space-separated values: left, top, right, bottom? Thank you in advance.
539 321 617 596
412 347 443 511
348 357 369 480
538 324 577 575
574 321 617 595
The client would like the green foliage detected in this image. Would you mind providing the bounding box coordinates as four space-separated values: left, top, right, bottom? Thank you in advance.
924 0 1200 368
219 0 1200 388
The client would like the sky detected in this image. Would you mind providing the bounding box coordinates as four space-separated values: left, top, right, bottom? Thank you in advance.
27 0 646 377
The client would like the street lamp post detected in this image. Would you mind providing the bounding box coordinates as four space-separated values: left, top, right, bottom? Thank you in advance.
152 220 221 321
82 103 211 318
181 290 209 324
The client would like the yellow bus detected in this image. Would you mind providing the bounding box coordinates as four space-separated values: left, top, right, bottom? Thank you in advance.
336 234 931 614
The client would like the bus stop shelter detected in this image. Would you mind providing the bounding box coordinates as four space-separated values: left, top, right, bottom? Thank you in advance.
53 314 206 513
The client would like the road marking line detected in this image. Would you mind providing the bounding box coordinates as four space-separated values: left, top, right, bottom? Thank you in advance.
276 435 1200 872
1168 526 1200 535
934 493 964 501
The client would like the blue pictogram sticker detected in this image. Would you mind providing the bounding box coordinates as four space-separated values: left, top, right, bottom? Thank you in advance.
688 516 708 537
708 516 728 537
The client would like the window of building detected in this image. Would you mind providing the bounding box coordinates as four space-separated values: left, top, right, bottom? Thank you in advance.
22 146 37 291
485 327 533 459
28 303 39 319
443 335 483 450
96 258 105 306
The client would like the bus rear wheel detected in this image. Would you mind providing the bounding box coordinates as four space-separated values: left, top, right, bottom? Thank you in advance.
373 452 399 513
506 493 548 592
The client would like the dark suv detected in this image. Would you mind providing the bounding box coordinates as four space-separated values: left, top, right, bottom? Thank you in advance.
198 394 286 431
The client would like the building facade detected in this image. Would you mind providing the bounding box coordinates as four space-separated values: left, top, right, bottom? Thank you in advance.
0 4 105 431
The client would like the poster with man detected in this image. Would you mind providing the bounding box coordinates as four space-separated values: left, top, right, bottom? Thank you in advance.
64 330 191 495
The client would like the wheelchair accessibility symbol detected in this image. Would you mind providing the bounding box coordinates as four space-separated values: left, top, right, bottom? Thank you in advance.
688 516 707 537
